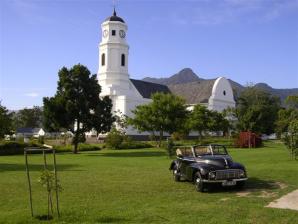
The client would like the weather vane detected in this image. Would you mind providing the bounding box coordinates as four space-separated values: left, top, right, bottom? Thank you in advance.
112 0 117 12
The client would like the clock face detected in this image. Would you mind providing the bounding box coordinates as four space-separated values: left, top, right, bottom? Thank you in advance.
103 30 108 38
119 30 126 38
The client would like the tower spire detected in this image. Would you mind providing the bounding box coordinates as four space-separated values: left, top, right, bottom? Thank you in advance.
113 7 116 16
113 0 117 16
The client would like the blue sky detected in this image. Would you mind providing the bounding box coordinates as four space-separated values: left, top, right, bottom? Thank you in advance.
0 0 297 110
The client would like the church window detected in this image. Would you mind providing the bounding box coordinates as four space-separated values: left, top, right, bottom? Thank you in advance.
101 53 105 66
112 30 116 36
121 54 125 66
223 90 226 96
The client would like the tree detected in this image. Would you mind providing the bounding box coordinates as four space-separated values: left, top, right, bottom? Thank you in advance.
285 95 298 109
188 105 211 141
236 87 280 134
12 106 43 130
275 108 298 137
283 120 298 160
208 110 230 135
43 64 114 153
128 93 188 146
0 102 13 138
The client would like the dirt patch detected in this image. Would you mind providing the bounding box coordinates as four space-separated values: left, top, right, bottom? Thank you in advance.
275 182 287 190
236 191 251 197
267 189 298 211
257 191 276 198
219 198 230 201
236 181 287 198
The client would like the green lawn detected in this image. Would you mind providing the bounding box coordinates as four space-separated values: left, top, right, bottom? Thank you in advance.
0 141 297 223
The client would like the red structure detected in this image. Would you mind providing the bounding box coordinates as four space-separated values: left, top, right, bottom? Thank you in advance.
235 131 262 148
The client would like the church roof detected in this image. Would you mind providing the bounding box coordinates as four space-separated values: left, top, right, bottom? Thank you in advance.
104 9 125 23
130 79 171 99
168 79 216 104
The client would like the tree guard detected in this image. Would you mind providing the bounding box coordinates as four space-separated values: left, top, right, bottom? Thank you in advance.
24 147 60 218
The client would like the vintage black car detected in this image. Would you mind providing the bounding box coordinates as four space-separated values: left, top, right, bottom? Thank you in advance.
169 144 247 192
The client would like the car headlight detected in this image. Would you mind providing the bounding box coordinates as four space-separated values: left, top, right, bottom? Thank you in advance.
209 172 216 179
239 170 245 177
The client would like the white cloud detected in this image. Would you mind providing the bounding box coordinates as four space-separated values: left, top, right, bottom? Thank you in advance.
25 92 39 97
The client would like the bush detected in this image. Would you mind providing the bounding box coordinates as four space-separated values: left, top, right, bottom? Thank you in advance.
0 141 101 155
53 143 101 153
119 141 153 149
0 141 40 155
105 127 124 149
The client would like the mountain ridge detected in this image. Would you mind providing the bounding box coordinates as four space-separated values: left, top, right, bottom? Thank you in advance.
141 68 298 105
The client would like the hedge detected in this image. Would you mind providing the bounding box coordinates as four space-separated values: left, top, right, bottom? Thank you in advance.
0 141 101 156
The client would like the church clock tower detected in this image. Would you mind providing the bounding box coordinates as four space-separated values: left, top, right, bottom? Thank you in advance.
98 9 129 95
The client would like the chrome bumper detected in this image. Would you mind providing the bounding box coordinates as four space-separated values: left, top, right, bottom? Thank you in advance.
202 178 248 183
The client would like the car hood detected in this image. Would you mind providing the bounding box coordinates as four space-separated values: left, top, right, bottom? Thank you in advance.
196 155 233 169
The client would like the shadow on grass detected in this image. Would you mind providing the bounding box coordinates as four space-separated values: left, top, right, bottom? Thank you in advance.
96 216 129 223
206 177 280 193
86 151 166 158
0 163 82 172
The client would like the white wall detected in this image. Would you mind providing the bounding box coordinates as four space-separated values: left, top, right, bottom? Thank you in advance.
208 77 235 112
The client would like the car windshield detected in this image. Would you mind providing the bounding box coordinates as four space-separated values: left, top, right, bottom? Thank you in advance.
193 145 228 156
211 145 228 155
193 146 212 156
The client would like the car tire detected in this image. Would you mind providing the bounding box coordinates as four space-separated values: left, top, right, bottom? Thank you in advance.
194 172 204 192
172 165 180 182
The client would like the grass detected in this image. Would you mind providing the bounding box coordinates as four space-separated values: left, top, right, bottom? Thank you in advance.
0 141 297 223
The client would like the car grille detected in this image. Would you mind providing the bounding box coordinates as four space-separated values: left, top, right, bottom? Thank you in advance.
215 169 241 180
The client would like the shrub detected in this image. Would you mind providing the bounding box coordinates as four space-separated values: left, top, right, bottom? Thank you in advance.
0 141 40 155
53 144 101 153
119 141 153 149
105 127 124 149
0 141 101 155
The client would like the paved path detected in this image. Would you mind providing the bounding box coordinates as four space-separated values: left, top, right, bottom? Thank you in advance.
267 189 298 211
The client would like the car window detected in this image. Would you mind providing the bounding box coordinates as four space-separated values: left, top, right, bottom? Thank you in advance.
193 146 212 156
212 145 228 155
176 147 193 157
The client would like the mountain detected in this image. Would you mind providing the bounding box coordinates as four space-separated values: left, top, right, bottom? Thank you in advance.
142 68 298 105
143 68 202 85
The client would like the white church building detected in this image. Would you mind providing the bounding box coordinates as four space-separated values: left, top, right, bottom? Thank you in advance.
97 10 235 137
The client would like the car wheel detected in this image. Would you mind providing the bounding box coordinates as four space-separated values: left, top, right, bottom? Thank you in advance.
172 165 180 182
194 172 204 192
236 181 245 189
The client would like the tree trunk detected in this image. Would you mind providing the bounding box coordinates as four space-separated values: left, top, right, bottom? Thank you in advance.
73 141 78 154
73 120 79 154
158 130 163 148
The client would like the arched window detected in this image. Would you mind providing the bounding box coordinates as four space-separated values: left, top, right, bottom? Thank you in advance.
101 53 105 66
223 90 226 96
121 54 125 66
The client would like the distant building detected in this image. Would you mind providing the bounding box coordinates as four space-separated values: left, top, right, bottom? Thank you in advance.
16 128 45 138
97 10 235 137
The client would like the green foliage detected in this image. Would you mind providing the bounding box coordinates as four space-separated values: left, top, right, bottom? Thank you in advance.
0 141 100 155
283 120 298 159
43 64 115 153
285 95 298 109
0 102 13 138
38 169 62 192
275 108 298 136
129 93 188 146
105 127 125 149
0 141 40 155
164 138 175 157
38 169 62 219
236 86 280 134
12 106 43 130
118 141 153 149
188 105 230 140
